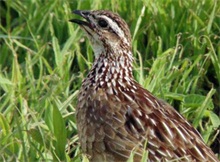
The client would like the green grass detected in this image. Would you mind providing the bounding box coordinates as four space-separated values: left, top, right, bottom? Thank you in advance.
0 0 220 161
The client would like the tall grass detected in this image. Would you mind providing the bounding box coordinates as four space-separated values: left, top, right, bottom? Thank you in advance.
0 0 219 161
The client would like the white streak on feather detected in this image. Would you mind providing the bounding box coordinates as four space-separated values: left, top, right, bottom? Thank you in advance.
118 79 126 88
162 122 174 139
100 81 104 86
107 87 113 95
150 118 157 126
107 82 111 87
176 125 189 143
157 149 168 157
145 96 156 108
112 79 116 87
179 125 191 142
113 116 123 124
148 140 159 149
133 117 145 131
131 89 135 93
136 109 142 116
111 66 115 74
120 91 134 102
193 145 205 160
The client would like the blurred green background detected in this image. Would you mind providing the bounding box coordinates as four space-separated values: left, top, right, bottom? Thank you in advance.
0 0 219 161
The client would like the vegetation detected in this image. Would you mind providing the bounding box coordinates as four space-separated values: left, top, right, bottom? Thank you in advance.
0 0 219 161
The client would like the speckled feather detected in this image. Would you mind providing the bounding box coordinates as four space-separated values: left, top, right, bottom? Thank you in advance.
73 10 219 162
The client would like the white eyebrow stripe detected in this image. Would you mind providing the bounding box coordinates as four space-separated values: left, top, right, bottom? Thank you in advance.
100 15 124 36
98 15 129 45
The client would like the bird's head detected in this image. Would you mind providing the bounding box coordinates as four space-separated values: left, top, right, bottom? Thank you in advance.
70 10 132 58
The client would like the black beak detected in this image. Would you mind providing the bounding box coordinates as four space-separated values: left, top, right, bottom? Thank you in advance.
69 10 91 27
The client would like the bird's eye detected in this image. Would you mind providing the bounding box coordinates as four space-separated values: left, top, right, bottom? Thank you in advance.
98 19 108 28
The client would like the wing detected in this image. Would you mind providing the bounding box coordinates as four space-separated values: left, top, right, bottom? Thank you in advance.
77 84 219 162
120 84 219 162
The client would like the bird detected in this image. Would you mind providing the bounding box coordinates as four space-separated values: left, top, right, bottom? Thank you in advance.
70 10 219 162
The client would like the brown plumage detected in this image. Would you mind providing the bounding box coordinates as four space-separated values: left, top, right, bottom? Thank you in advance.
70 10 219 162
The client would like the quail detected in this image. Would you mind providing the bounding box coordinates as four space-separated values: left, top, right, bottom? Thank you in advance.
70 10 219 162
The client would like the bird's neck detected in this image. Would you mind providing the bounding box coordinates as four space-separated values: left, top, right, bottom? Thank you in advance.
83 49 134 93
